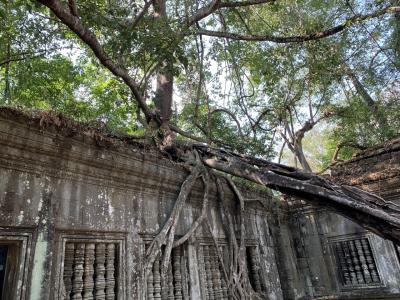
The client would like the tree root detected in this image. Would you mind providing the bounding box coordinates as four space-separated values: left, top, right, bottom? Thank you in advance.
214 175 262 300
144 150 264 299
173 170 210 248
144 150 211 299
144 164 202 276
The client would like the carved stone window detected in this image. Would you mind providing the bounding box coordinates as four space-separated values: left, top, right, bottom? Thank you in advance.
0 231 32 300
0 243 21 300
58 234 125 300
332 237 381 287
146 245 190 300
62 242 119 299
198 244 229 300
245 246 266 294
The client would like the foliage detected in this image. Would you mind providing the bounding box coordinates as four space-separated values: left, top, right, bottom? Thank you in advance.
0 0 399 168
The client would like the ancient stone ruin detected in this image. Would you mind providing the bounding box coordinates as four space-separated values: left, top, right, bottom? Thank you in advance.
0 111 399 299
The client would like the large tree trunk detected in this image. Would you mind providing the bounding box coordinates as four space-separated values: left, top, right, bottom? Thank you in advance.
4 42 11 104
153 0 173 123
192 145 400 246
293 141 312 172
154 70 173 122
345 67 389 131
3 1 11 104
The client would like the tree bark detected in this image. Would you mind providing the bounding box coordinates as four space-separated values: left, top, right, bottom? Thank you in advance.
194 145 400 246
3 0 11 104
293 141 312 172
344 67 389 131
4 41 11 104
153 0 174 123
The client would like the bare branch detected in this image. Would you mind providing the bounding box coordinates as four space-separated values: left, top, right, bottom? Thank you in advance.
130 0 151 29
0 47 74 67
251 109 272 132
197 6 394 43
211 108 243 136
188 0 275 25
169 124 235 150
0 54 43 66
294 111 332 141
169 124 208 143
278 140 286 164
331 142 367 163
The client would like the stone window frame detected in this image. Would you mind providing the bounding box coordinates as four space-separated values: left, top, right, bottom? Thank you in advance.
196 237 265 299
328 233 385 291
196 238 229 300
0 229 33 300
244 242 267 295
54 231 126 300
140 234 191 300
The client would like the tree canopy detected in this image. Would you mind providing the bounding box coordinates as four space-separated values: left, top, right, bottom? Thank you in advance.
1 0 399 166
1 0 400 270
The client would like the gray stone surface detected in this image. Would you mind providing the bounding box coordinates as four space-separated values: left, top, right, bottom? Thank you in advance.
1 113 399 300
275 141 400 300
0 115 282 300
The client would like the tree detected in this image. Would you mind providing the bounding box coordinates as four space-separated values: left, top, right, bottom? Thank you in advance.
3 1 400 297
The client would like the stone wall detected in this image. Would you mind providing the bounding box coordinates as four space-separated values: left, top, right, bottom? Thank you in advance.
0 112 283 300
275 140 400 300
2 110 399 300
331 138 400 204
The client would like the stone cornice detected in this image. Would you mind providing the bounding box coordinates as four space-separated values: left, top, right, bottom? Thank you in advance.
0 116 274 211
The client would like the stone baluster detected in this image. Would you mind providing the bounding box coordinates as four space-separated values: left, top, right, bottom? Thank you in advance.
360 239 380 283
95 243 106 300
147 264 154 300
218 246 228 300
173 247 183 300
219 267 228 300
341 242 357 284
160 258 169 300
210 247 223 299
72 243 85 300
64 243 75 299
105 243 116 300
335 243 351 285
153 257 162 300
349 240 363 284
249 247 262 293
203 246 215 300
168 260 174 300
82 243 95 300
198 246 209 300
355 239 371 283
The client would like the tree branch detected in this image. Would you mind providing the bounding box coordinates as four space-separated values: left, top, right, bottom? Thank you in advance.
211 108 243 136
197 6 394 43
188 0 275 25
0 47 72 67
130 0 151 29
36 0 154 122
197 146 400 245
68 0 78 16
